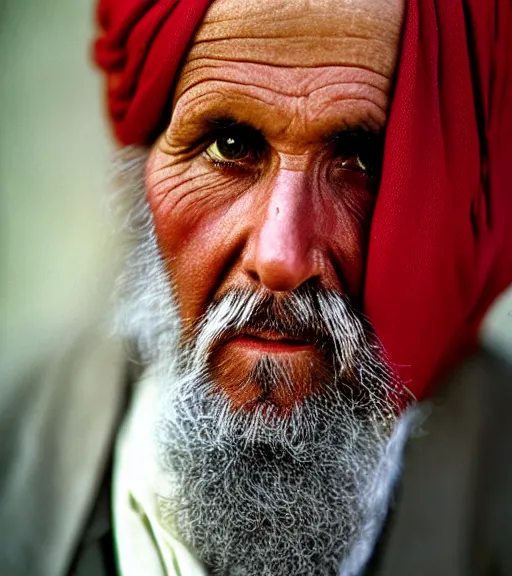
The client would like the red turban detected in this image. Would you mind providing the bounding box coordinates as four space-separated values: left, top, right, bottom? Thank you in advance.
94 0 212 144
94 0 512 400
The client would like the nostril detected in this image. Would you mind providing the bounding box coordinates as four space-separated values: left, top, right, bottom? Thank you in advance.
246 268 260 283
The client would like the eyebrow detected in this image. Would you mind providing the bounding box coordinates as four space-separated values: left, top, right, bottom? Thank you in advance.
324 125 383 143
172 93 386 153
206 115 256 132
206 115 383 142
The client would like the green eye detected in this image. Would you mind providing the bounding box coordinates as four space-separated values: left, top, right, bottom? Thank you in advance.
204 125 266 167
206 134 251 162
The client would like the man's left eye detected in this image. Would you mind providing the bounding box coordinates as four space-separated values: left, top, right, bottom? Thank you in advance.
333 130 383 179
339 155 372 173
205 127 265 166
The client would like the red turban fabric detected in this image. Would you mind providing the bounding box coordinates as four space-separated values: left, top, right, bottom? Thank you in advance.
94 0 212 144
94 0 512 400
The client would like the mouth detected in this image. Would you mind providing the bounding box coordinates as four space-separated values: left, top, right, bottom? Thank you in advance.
227 331 315 354
208 329 329 412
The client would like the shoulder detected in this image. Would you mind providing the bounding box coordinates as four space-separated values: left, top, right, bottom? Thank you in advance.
374 348 512 576
0 324 132 576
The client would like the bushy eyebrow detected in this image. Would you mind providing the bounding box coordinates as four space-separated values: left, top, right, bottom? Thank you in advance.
205 115 263 135
323 126 383 144
169 97 385 152
206 115 239 129
207 116 383 145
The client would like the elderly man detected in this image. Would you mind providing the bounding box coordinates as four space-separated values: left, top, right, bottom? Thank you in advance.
1 0 512 575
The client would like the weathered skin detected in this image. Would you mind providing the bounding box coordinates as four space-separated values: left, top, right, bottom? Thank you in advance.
145 0 404 409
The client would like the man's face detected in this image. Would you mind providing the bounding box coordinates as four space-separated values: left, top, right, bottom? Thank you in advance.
145 0 404 413
119 1 407 575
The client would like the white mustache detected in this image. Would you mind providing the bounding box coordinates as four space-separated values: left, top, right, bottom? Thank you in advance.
192 287 363 365
187 285 410 409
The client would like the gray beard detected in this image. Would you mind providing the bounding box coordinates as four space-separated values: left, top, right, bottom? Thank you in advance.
111 147 415 576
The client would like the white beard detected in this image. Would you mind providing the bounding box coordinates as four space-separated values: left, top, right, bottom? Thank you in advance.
111 147 416 576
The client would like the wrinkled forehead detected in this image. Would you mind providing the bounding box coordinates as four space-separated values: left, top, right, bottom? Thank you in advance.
178 0 405 85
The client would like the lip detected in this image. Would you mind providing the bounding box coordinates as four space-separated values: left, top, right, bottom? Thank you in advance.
227 333 315 353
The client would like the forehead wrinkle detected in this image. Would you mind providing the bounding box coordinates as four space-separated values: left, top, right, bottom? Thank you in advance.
178 59 390 100
187 0 404 76
295 71 389 100
197 0 402 44
304 99 386 134
192 32 399 51
172 83 276 129
310 92 387 122
176 76 387 108
187 37 397 77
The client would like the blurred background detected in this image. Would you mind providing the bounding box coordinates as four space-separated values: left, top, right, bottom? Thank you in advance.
0 0 511 369
0 0 118 370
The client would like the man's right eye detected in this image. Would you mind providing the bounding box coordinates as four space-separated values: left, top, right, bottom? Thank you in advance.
204 126 266 168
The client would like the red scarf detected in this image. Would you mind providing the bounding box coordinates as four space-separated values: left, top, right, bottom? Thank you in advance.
94 0 512 400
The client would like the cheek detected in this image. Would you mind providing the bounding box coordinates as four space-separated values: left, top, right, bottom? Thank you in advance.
317 174 377 297
145 148 252 327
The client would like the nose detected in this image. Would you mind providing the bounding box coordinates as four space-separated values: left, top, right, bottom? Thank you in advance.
243 169 319 292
